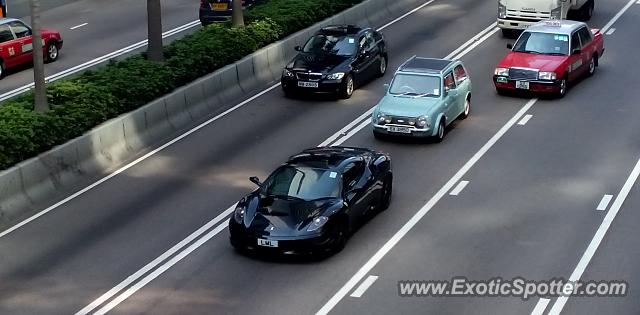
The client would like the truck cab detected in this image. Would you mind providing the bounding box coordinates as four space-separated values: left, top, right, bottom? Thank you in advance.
498 0 595 37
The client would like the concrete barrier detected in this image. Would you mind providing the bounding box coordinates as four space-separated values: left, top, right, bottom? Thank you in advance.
0 0 423 226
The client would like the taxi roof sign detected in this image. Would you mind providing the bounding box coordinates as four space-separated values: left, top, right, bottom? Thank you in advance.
544 20 562 27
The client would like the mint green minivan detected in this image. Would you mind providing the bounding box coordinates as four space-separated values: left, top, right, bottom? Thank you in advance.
372 56 472 142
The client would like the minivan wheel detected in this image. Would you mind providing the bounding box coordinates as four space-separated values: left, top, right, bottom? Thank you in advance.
434 119 446 143
377 55 387 77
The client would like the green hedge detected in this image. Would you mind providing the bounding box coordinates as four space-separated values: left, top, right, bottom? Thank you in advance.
0 0 363 170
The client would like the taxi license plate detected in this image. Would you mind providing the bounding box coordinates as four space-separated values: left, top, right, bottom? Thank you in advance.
516 81 530 89
257 239 278 247
211 3 228 10
298 81 319 88
388 126 411 134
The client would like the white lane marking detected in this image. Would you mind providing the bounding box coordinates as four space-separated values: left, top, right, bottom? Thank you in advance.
316 98 539 315
517 114 533 126
331 119 371 147
445 22 497 60
319 108 374 147
605 28 616 35
548 158 640 314
447 27 500 60
350 275 379 298
70 22 88 30
449 180 469 196
0 83 280 240
0 20 201 102
596 194 613 211
94 221 230 315
601 0 637 34
377 0 437 31
74 205 235 315
531 298 551 315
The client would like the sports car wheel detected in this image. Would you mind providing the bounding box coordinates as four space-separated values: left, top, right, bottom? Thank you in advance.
377 55 387 78
330 220 349 253
340 74 354 99
379 175 392 211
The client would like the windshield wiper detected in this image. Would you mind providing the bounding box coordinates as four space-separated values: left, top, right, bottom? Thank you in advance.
520 50 542 54
271 194 306 202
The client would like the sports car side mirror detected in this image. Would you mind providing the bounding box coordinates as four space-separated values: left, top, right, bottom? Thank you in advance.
294 46 301 51
249 176 262 187
506 43 513 49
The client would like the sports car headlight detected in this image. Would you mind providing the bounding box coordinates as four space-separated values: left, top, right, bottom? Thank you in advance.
307 216 329 232
417 115 429 128
550 7 562 19
538 71 557 80
233 205 245 223
498 2 507 18
326 72 345 80
282 69 294 78
494 67 509 76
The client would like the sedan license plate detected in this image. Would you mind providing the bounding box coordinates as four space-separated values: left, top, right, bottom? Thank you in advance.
516 81 530 89
211 3 228 10
257 239 278 247
388 126 411 134
297 81 319 88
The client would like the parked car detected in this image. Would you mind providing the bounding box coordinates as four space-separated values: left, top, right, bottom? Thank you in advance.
199 0 257 26
281 25 388 99
372 56 472 142
0 18 63 78
494 20 604 97
229 146 393 255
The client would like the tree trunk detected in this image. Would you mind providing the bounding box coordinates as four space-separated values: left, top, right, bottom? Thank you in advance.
231 0 244 27
30 0 48 112
147 0 164 62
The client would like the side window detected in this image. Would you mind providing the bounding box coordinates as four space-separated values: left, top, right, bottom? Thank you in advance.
0 24 14 43
342 161 365 189
577 27 592 46
444 72 456 90
363 32 376 52
372 31 383 43
571 32 582 51
453 65 468 83
9 21 31 38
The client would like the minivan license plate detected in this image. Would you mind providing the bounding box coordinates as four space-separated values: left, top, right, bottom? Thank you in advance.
389 126 411 133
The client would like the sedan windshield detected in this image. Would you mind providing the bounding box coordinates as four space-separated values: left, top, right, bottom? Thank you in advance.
263 166 341 200
302 34 357 56
513 32 569 55
389 74 441 97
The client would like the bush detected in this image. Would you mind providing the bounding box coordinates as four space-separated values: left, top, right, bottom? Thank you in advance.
0 0 363 170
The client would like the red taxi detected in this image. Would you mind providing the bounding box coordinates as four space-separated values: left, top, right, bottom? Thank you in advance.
0 18 63 78
494 20 604 97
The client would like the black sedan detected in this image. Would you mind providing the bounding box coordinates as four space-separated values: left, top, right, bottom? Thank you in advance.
281 25 388 99
229 147 393 255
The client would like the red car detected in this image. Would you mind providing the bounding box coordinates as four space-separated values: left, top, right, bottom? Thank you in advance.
494 20 604 98
0 18 63 78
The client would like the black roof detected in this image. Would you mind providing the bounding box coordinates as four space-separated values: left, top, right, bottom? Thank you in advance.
399 57 454 73
318 25 365 36
287 147 371 169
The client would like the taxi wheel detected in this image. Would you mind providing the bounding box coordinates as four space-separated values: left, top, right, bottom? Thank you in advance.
557 77 568 98
339 74 354 99
587 56 596 76
0 61 4 79
45 42 59 63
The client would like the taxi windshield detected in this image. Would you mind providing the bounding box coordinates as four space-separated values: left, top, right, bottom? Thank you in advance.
389 74 441 97
513 32 569 56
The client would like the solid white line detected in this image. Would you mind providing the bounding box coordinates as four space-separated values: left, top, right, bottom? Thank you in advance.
94 221 230 315
601 0 637 33
0 83 280 240
449 180 469 196
319 108 375 147
531 298 551 315
74 205 235 315
331 119 371 147
377 0 437 31
349 275 379 298
450 28 500 60
0 20 201 102
518 114 533 126
596 194 613 211
316 98 538 315
445 24 498 60
70 22 88 30
548 157 640 315
605 28 616 35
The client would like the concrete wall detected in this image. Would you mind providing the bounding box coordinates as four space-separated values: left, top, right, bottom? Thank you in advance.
0 0 423 225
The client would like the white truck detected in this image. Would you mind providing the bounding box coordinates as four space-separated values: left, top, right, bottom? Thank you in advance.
498 0 595 37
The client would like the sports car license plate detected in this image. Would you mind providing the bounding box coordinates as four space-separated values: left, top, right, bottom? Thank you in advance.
388 126 411 134
516 81 530 89
257 239 278 247
297 81 319 88
211 3 228 10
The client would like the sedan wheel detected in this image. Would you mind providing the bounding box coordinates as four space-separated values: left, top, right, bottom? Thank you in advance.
377 56 387 77
340 74 354 99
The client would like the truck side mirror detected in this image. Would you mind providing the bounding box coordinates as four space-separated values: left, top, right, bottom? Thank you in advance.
506 43 513 49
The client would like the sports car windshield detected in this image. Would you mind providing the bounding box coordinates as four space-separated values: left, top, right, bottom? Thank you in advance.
389 74 441 97
302 34 357 56
513 32 569 55
263 166 341 200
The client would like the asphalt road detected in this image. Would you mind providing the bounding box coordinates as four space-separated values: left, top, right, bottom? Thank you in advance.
1 0 639 314
0 0 200 97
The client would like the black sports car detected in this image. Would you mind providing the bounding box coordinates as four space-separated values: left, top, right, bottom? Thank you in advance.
281 25 388 99
229 147 392 255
